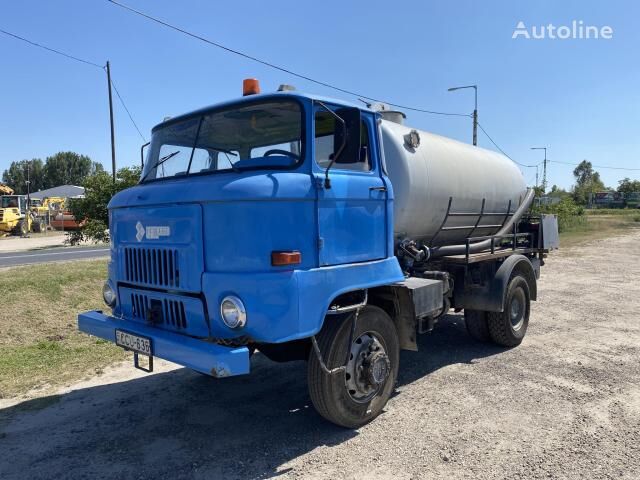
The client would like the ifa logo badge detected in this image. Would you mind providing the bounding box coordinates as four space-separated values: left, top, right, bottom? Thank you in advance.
136 221 170 242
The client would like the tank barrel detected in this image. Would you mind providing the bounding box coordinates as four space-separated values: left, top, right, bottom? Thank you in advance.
380 119 528 248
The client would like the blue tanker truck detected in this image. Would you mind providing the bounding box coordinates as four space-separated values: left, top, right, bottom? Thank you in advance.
79 80 558 427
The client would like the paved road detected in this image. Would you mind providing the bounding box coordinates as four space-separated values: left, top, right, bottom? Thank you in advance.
0 246 110 267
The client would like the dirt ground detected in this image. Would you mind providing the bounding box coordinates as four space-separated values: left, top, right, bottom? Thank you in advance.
0 230 639 480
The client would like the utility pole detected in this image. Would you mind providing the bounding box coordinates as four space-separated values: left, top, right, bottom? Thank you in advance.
448 85 478 146
24 161 31 238
472 87 478 147
531 147 548 193
106 61 116 182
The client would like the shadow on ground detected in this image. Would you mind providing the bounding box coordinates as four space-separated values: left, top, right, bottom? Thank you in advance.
0 313 505 480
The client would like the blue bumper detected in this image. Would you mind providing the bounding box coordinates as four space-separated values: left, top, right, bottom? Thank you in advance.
78 310 250 377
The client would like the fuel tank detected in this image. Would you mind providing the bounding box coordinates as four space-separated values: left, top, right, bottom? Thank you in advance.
380 119 527 246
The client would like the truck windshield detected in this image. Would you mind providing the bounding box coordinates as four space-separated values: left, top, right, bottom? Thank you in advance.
142 100 303 182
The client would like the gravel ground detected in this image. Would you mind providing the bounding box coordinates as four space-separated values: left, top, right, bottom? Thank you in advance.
1 230 639 479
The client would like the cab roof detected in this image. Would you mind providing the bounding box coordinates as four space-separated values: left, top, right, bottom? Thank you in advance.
151 91 373 133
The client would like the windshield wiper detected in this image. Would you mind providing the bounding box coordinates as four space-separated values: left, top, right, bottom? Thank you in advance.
140 150 180 182
206 147 240 173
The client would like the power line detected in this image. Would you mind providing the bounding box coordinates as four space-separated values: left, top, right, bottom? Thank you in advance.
477 121 639 173
107 0 470 118
7 21 637 175
547 159 640 171
0 27 146 142
475 121 537 168
110 79 146 142
0 28 104 69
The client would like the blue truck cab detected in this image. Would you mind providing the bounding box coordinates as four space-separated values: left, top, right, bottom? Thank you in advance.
79 83 554 427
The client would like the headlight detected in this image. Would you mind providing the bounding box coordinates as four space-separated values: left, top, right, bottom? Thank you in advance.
220 295 246 329
102 282 117 307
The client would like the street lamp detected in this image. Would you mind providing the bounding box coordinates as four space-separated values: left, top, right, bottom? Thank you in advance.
530 147 548 193
448 85 477 146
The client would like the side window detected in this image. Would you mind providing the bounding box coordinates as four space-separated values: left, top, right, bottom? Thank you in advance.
314 109 371 172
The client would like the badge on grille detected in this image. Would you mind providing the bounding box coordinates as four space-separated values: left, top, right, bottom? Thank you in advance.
136 221 171 242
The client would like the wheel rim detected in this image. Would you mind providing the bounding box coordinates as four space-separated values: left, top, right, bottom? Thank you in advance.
344 331 391 404
510 288 526 331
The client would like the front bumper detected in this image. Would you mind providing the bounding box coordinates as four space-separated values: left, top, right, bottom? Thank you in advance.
78 310 250 377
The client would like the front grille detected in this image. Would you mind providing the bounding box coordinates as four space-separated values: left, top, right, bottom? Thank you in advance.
130 292 187 329
124 247 180 288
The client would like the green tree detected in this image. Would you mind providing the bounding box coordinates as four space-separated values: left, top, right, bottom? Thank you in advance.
572 160 605 205
67 166 141 245
617 177 640 195
2 159 45 194
548 184 572 199
42 152 104 188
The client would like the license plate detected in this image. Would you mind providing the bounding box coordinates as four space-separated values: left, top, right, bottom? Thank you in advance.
115 330 152 356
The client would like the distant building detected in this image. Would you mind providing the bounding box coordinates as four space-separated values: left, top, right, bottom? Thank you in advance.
590 191 625 208
624 192 640 208
30 185 85 200
534 195 562 207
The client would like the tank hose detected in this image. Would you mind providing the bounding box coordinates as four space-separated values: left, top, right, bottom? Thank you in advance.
428 188 535 259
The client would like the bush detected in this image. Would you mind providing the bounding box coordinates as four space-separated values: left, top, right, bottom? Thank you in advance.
67 167 140 245
532 197 585 233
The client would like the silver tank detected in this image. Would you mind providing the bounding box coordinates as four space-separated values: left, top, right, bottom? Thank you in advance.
380 119 527 246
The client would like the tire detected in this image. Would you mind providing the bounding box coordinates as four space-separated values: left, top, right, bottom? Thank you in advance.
15 220 28 236
308 306 399 428
487 275 531 347
464 309 490 342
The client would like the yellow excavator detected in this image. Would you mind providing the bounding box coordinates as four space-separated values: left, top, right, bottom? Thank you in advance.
29 196 66 224
0 184 45 236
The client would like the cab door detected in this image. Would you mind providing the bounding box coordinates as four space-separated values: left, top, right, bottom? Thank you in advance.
314 104 387 266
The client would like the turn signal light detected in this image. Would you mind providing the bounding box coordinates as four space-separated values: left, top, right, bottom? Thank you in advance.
243 78 261 96
271 251 301 266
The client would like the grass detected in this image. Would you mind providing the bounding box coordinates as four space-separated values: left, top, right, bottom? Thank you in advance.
558 210 640 248
0 260 127 398
584 208 640 215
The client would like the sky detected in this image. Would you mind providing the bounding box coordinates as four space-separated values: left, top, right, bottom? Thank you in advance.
1 0 638 190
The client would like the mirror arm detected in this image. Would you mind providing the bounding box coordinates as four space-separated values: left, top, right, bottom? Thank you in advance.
140 142 150 169
316 101 347 189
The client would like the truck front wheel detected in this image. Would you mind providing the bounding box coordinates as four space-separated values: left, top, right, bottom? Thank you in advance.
487 275 531 347
308 306 399 428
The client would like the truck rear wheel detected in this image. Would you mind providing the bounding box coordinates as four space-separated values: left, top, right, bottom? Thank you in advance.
308 306 399 428
487 275 530 347
464 310 490 342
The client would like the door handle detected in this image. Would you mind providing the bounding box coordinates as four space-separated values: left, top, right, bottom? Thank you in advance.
369 186 387 192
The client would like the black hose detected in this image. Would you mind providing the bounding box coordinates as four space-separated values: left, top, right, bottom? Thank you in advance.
428 188 535 259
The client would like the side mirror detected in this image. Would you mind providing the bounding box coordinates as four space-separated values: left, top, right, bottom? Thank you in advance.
140 142 150 169
315 102 361 189
332 107 361 165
